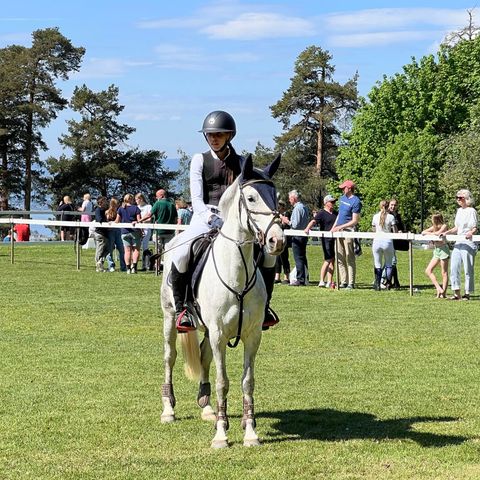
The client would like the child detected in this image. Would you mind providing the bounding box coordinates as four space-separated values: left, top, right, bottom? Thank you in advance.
422 213 449 298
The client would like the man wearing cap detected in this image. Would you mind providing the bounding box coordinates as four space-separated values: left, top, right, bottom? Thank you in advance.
304 194 337 288
331 180 362 289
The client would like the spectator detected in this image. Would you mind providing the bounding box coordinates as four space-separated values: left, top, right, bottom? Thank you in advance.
384 198 406 289
274 199 291 284
138 189 177 259
331 180 362 289
175 198 192 234
305 194 337 288
14 223 30 241
371 200 397 291
93 196 111 272
443 189 478 300
283 190 309 286
116 194 142 274
135 193 153 270
57 195 75 241
422 213 449 298
105 197 126 272
78 193 93 222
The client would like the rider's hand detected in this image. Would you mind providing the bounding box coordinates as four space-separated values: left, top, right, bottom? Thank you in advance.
208 214 224 230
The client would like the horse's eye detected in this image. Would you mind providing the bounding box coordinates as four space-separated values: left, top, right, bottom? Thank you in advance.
247 195 255 203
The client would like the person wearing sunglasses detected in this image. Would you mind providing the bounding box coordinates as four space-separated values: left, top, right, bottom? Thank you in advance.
442 189 478 300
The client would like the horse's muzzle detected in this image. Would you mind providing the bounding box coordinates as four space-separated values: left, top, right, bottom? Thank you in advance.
266 234 285 255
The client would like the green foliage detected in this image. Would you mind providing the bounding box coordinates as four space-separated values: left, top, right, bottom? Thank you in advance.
1 243 480 479
438 107 480 214
337 32 480 231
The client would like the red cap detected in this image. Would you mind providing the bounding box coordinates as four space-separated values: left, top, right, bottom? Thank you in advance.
339 180 355 189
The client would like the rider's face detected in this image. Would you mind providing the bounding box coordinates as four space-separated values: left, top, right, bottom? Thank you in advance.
206 132 231 150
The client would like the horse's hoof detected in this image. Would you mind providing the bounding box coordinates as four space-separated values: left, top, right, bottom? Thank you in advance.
201 406 216 422
244 438 261 447
211 439 229 449
161 414 175 424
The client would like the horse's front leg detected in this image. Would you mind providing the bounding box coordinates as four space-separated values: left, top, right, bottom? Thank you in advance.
211 337 230 449
161 309 177 423
197 335 216 421
241 331 261 446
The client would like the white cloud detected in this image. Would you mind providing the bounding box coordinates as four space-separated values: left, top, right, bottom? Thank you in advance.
153 43 260 69
330 30 441 48
201 12 315 40
325 8 473 32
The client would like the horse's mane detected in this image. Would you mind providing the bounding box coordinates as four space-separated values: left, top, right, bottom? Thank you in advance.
218 177 240 223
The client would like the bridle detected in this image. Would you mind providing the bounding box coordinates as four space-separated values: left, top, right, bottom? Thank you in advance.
238 179 281 247
212 178 281 348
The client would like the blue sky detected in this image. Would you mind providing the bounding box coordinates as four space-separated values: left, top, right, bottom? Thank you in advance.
1 1 477 162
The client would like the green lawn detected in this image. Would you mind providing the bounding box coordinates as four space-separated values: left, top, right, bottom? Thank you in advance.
1 243 480 479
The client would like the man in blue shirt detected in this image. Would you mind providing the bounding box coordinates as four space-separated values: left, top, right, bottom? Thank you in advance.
331 180 362 289
284 190 310 286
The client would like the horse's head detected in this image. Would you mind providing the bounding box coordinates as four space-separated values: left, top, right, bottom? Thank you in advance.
235 153 285 256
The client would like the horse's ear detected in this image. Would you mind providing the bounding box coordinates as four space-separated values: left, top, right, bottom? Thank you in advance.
263 154 281 179
241 153 254 180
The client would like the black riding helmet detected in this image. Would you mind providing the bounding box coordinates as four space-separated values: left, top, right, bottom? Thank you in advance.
200 111 236 153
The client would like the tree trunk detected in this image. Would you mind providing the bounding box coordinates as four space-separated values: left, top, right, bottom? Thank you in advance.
316 118 323 175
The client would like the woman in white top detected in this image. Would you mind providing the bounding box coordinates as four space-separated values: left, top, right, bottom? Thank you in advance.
443 189 478 300
371 200 397 290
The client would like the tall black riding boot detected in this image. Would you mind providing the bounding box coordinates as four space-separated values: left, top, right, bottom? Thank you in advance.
373 268 382 291
170 264 195 332
392 265 400 289
260 265 280 330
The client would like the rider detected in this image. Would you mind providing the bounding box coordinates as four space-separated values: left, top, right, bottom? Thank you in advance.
169 110 280 333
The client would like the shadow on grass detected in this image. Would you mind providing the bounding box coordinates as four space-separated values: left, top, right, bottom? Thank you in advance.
260 408 468 447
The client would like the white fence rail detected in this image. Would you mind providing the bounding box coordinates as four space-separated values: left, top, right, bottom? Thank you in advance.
1 215 479 296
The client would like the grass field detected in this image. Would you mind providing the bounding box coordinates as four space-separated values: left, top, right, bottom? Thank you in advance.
1 242 480 479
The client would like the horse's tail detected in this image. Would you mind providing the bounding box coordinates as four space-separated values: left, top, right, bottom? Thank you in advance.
179 330 202 381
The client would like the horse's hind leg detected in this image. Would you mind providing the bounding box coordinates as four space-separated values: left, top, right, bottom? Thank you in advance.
241 332 261 447
197 335 216 422
161 309 177 423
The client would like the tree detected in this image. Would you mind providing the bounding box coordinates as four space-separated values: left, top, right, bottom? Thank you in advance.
0 28 85 211
337 23 480 231
47 84 176 203
270 45 358 178
439 102 480 215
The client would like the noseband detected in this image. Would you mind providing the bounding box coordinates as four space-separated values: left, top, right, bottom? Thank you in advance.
238 179 281 247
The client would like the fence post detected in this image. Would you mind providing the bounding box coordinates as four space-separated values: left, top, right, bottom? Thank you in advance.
76 221 81 271
408 238 414 296
10 216 14 264
334 235 339 290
